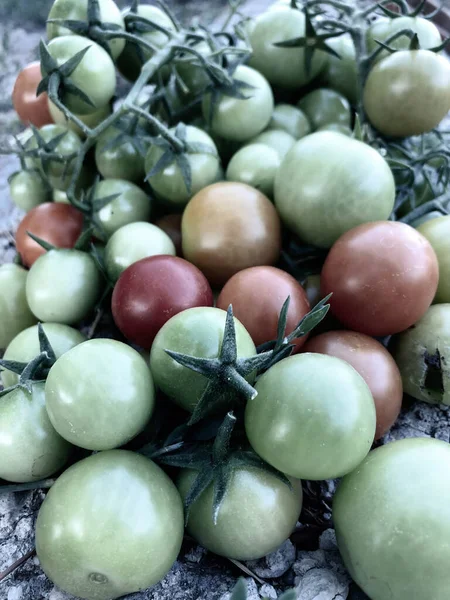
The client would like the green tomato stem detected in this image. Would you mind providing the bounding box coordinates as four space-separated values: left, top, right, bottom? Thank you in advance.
399 194 450 225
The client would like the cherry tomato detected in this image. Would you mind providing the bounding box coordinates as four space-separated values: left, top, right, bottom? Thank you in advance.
154 213 183 256
417 216 450 303
217 266 310 349
321 221 439 336
0 264 37 350
15 202 84 268
248 129 296 160
226 144 280 198
12 62 53 127
303 331 402 439
267 103 311 139
111 255 214 348
182 182 282 287
297 88 352 131
322 34 358 105
9 170 51 212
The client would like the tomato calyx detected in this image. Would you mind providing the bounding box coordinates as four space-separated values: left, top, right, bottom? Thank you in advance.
100 115 152 159
23 126 77 180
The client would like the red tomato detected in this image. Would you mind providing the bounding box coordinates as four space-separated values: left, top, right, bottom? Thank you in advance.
155 213 183 256
15 203 84 268
12 62 53 128
111 255 214 348
303 331 403 439
216 266 310 349
321 222 439 336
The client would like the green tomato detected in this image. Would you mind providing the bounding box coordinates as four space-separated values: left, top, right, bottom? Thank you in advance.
105 222 176 282
0 383 72 483
267 104 311 139
249 8 327 89
35 450 184 600
316 122 352 136
116 5 175 82
0 264 37 350
178 467 302 561
1 323 86 389
202 65 274 142
49 164 95 194
297 88 352 131
150 307 256 412
48 100 111 138
226 144 280 198
411 210 444 229
390 304 450 405
322 34 358 105
26 249 101 325
274 131 395 248
25 124 82 180
175 40 211 96
248 129 296 160
245 353 376 480
145 126 220 206
43 36 116 115
334 437 450 600
367 16 442 62
45 339 155 450
92 179 152 239
95 123 147 183
364 50 450 138
47 0 125 60
417 216 450 304
9 169 51 212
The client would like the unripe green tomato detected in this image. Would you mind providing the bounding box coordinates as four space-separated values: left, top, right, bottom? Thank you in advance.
47 0 126 60
95 125 146 184
145 125 220 206
105 222 176 282
245 353 376 480
417 216 450 304
25 124 83 180
248 129 296 160
92 179 152 239
249 8 327 89
43 36 116 115
202 65 274 142
390 304 450 405
0 264 37 350
322 34 358 105
45 339 155 450
267 104 311 139
1 323 86 389
48 100 111 138
297 88 352 131
334 438 450 600
226 144 280 198
411 210 444 229
26 249 101 325
175 40 211 95
35 450 184 600
9 170 51 212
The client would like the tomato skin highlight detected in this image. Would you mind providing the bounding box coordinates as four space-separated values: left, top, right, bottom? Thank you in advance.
303 330 402 439
12 62 53 127
15 202 84 268
321 221 439 337
112 255 214 349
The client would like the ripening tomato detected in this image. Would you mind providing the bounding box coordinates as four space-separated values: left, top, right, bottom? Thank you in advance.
321 221 439 336
182 182 282 286
303 331 402 439
15 202 84 267
12 62 53 127
217 266 310 349
111 255 214 348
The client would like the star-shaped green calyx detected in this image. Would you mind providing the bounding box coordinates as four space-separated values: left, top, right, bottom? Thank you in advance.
23 125 76 182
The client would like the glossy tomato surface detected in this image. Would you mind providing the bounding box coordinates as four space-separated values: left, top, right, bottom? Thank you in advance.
150 307 256 412
321 222 439 336
182 182 281 286
417 216 450 304
95 123 146 183
226 144 280 198
45 339 155 450
216 266 310 349
15 202 84 267
36 450 184 600
297 88 351 131
248 129 296 160
0 264 37 350
178 467 302 561
303 331 402 439
9 169 51 212
112 255 214 348
245 353 376 480
268 103 311 139
322 34 358 105
334 438 450 600
12 62 53 127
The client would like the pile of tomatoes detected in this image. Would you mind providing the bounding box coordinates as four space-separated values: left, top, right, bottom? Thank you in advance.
2 0 450 599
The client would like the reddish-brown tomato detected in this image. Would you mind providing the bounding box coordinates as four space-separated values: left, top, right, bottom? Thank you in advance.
182 182 282 287
16 203 84 267
12 62 53 128
155 213 183 256
216 266 310 349
321 221 439 336
303 330 403 439
111 255 214 349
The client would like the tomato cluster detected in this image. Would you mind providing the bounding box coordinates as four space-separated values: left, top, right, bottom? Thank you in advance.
3 0 450 599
